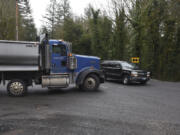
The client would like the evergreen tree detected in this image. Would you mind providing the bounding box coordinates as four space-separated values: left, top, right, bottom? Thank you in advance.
57 0 71 22
0 0 16 40
43 0 71 39
90 8 101 56
18 0 37 41
0 0 36 41
112 7 128 60
43 0 58 38
54 0 72 38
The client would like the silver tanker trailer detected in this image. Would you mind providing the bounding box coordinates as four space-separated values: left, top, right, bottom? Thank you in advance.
0 40 40 71
0 36 51 96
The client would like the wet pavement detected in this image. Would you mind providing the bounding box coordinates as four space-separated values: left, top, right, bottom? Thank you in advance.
0 80 180 135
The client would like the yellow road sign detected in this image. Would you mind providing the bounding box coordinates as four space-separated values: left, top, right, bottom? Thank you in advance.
131 57 140 63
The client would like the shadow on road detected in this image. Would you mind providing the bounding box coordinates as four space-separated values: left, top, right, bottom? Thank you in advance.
44 87 103 95
0 87 104 97
105 79 152 87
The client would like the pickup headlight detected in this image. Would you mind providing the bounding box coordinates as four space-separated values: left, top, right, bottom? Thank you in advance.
131 71 138 77
147 72 150 77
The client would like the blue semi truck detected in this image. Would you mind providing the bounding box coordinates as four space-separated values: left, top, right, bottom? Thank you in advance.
0 35 104 96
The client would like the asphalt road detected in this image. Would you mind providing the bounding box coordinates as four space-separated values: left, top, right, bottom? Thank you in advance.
0 80 180 135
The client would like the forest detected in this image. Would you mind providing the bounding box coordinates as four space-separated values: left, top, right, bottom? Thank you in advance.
0 0 180 81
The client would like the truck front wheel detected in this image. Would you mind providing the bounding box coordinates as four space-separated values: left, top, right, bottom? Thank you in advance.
7 79 27 97
82 74 100 91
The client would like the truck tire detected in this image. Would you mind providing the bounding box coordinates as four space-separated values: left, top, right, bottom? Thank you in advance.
7 79 27 97
82 74 100 91
122 75 130 85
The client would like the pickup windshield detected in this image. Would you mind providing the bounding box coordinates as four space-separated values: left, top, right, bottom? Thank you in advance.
121 62 139 70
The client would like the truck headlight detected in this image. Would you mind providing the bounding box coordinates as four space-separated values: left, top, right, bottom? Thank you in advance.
147 72 150 77
131 71 138 77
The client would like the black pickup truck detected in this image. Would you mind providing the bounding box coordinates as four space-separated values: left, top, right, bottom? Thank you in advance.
101 61 150 85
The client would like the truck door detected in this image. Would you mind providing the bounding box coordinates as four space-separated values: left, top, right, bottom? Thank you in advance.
51 44 68 73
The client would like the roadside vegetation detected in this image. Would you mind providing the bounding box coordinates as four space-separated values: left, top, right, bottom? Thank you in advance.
0 0 179 81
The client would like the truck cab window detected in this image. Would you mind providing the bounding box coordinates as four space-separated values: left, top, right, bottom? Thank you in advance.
60 45 67 56
52 45 67 56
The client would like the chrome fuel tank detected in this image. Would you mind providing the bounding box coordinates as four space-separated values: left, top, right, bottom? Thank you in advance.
0 40 39 71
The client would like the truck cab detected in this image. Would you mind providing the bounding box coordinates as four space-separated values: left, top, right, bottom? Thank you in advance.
44 39 104 89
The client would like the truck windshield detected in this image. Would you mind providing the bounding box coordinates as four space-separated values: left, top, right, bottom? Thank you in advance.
121 62 139 70
52 45 67 56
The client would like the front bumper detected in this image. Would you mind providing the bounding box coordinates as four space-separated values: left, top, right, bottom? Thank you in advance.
130 76 150 83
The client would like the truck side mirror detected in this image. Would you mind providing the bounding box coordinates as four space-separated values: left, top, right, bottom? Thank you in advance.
67 55 77 70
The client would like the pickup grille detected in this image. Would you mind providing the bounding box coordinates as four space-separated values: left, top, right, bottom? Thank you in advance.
138 72 147 77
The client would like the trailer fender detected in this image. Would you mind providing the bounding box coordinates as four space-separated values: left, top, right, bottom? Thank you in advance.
76 68 104 86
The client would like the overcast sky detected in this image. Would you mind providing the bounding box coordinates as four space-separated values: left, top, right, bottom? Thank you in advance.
29 0 108 29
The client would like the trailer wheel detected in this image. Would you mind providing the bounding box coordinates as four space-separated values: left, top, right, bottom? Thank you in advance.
82 74 100 91
7 79 27 97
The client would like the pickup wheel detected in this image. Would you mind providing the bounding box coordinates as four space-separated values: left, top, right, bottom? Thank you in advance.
7 79 27 97
122 75 130 85
82 74 100 91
